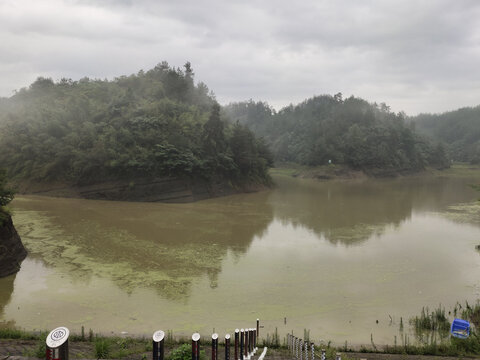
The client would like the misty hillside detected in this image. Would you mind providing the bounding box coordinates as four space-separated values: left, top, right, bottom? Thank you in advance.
224 95 450 174
0 62 272 187
412 105 480 164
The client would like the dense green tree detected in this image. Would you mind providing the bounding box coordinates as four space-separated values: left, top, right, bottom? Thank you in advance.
0 63 272 188
0 169 14 207
225 95 449 173
412 105 480 164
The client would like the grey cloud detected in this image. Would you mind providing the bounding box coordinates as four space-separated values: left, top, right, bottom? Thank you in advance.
1 0 480 114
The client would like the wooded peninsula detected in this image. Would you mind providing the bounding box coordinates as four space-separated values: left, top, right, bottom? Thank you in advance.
0 62 462 200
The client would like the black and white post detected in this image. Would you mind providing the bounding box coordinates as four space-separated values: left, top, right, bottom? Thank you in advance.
46 326 69 360
192 333 200 360
152 330 165 360
304 339 308 360
212 333 218 360
300 339 303 360
293 336 298 359
225 334 231 360
240 329 244 360
244 328 249 359
235 329 239 360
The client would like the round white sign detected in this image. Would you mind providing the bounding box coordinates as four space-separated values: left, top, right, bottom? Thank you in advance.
46 326 69 349
192 333 201 341
153 330 165 342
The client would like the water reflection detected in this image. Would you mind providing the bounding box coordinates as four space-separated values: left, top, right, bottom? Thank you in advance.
12 191 274 300
0 274 16 328
10 175 479 302
269 176 478 245
4 174 480 341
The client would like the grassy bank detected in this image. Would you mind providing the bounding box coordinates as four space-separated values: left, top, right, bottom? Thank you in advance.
270 162 480 181
2 305 480 360
270 162 367 180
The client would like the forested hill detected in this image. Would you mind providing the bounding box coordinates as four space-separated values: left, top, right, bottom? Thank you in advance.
0 62 273 191
224 95 450 174
411 106 480 164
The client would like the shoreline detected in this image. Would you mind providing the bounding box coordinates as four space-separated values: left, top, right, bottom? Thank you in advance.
270 163 480 181
13 176 270 203
0 330 478 360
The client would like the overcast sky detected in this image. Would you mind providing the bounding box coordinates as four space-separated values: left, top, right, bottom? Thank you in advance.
1 0 479 115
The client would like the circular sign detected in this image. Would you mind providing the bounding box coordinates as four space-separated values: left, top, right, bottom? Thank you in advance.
46 326 69 348
192 333 200 341
212 333 218 340
153 330 165 342
235 329 239 333
225 334 231 340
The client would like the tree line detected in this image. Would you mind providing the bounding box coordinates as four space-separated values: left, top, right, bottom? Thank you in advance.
0 62 273 187
0 62 455 190
412 105 480 164
224 94 450 174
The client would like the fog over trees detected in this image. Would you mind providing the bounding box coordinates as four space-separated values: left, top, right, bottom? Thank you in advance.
225 95 450 174
412 106 480 164
0 62 273 187
0 61 458 190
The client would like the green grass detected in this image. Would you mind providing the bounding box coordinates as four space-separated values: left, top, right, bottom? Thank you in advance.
94 338 111 359
0 327 42 340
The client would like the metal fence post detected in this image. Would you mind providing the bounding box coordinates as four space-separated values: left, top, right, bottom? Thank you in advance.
256 319 259 339
212 333 218 360
46 326 69 360
192 333 200 360
336 353 341 360
225 334 231 360
293 336 298 359
235 329 239 360
249 329 253 355
240 329 244 360
152 330 165 360
244 329 249 359
311 342 314 360
300 339 303 360
321 349 326 360
304 340 308 360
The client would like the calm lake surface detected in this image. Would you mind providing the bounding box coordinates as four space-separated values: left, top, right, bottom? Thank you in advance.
2 174 480 345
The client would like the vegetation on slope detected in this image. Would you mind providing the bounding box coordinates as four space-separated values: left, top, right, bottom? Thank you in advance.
412 105 480 164
0 62 272 189
225 95 450 174
0 169 14 225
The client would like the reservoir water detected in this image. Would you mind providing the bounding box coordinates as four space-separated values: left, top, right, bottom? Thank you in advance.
1 173 480 345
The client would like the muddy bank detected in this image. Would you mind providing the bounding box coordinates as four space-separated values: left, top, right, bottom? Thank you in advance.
16 176 268 203
270 163 458 181
271 164 368 180
0 214 27 278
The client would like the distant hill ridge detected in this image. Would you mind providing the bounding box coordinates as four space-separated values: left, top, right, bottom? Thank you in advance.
224 95 450 174
411 105 480 164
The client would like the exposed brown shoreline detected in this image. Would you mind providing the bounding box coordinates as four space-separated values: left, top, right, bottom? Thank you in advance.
14 176 269 203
